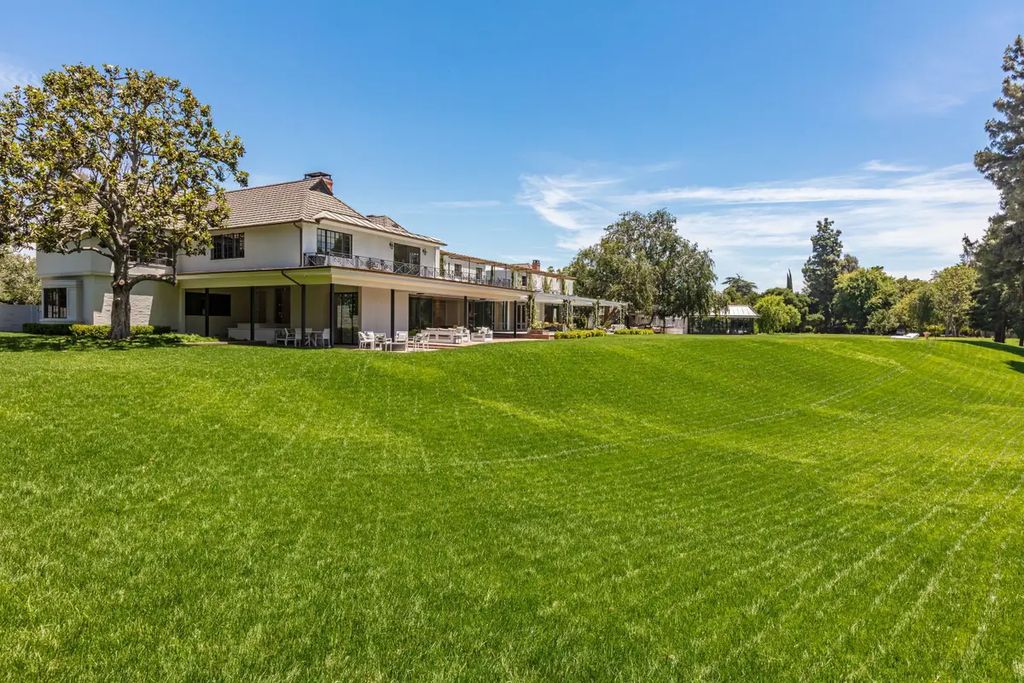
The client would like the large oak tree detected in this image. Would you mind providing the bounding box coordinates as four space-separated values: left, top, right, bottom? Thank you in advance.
566 209 716 328
0 64 246 338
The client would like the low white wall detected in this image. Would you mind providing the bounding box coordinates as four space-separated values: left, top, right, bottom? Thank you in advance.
81 276 179 327
0 303 40 331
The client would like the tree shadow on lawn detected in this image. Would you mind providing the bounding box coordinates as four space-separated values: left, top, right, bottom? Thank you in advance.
941 338 1024 375
0 333 212 353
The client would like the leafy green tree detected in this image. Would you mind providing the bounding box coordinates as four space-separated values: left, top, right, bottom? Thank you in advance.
802 217 844 329
931 264 979 336
0 246 40 304
832 266 898 333
0 64 246 338
974 36 1024 344
840 253 860 274
754 294 800 333
722 274 757 304
761 287 812 327
567 209 716 328
887 281 936 333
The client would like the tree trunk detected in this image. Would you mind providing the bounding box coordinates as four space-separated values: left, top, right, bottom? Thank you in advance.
994 315 1006 344
110 281 132 340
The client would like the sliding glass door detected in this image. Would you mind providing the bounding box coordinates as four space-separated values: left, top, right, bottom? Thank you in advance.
335 291 359 345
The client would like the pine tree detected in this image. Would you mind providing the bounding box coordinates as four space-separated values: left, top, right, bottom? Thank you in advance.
801 218 843 329
974 35 1024 344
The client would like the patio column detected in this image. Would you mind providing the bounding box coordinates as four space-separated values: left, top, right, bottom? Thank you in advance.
463 296 468 327
390 289 395 338
329 283 335 346
203 288 210 338
300 284 306 345
513 302 518 338
249 286 255 342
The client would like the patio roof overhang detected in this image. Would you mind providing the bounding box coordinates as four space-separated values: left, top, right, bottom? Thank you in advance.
532 292 628 308
176 266 529 301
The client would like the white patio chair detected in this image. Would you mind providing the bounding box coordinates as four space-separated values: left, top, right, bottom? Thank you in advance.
410 332 428 350
358 331 375 350
313 329 331 348
276 328 295 346
390 330 408 352
471 327 493 342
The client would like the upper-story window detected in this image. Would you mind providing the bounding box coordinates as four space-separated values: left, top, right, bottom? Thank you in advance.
43 287 67 319
475 266 484 282
453 264 463 277
127 243 172 264
393 243 420 266
211 233 245 260
317 228 352 257
520 274 529 288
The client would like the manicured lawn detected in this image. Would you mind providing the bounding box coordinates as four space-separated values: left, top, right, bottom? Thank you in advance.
1 334 1023 679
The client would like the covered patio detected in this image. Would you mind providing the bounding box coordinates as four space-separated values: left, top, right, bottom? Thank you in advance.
176 265 526 346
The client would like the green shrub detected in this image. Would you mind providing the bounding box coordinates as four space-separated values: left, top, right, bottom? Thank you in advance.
612 328 654 335
68 324 174 339
22 323 72 335
925 324 945 337
554 329 606 340
70 324 111 339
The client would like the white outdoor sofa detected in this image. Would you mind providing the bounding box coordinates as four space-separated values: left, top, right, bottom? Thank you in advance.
471 327 493 342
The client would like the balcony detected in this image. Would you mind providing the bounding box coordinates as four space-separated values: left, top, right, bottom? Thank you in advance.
304 252 520 290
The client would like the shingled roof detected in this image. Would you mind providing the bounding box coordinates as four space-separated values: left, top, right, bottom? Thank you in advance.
222 175 444 244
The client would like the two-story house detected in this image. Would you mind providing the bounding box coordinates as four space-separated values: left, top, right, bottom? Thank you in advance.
36 172 625 343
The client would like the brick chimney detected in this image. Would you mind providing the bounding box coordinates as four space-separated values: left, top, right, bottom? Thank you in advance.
531 259 541 271
304 171 333 195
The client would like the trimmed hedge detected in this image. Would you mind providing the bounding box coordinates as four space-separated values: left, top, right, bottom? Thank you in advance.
554 329 607 340
23 323 173 338
69 324 173 338
613 328 654 335
22 323 72 336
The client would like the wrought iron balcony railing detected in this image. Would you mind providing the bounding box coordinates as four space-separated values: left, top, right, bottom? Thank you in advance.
304 251 521 289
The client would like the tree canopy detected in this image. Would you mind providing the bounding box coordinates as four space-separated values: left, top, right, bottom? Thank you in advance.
0 64 246 338
722 274 757 304
801 218 843 329
931 264 978 337
833 266 898 333
973 35 1024 344
567 209 716 326
754 294 800 333
0 247 39 305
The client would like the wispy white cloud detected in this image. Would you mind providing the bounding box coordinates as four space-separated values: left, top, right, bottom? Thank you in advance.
430 199 502 208
0 57 38 90
517 173 622 242
519 161 998 288
861 160 924 173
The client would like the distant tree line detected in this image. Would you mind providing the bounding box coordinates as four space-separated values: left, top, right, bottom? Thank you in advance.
568 35 1024 343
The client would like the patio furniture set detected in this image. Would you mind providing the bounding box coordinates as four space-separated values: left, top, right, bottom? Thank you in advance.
269 326 494 350
273 328 332 347
358 327 494 351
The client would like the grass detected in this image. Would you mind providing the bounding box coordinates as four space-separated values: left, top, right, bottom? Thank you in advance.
1 333 1023 680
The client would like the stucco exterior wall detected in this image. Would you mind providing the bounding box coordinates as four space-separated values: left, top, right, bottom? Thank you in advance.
359 286 408 334
177 223 302 273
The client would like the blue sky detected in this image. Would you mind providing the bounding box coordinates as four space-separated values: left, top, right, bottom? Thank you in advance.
2 1 1021 288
